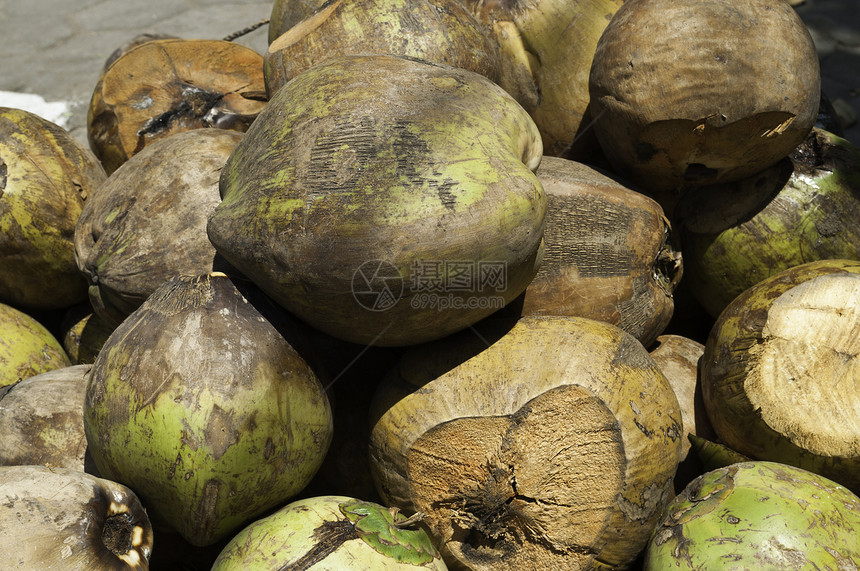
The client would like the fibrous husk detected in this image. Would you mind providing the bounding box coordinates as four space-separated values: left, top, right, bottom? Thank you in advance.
87 38 267 174
369 315 682 570
264 0 501 96
0 107 106 310
508 156 680 348
75 128 243 327
700 259 860 493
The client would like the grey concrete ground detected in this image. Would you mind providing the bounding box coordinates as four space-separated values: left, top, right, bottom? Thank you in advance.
0 0 859 146
0 0 271 143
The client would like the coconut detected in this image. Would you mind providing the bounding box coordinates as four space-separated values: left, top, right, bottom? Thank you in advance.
0 107 106 310
465 0 624 158
83 272 333 546
264 0 500 96
509 156 680 348
649 334 712 462
0 301 70 387
75 128 243 327
644 462 860 569
0 364 92 470
212 495 448 570
700 259 860 492
208 54 545 347
588 0 820 203
0 465 153 570
87 38 267 174
60 303 115 364
369 315 682 570
675 127 860 318
268 0 329 44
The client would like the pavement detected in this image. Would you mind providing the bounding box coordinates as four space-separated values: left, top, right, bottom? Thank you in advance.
0 0 859 147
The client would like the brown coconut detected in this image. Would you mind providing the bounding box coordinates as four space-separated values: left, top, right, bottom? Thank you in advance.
465 0 624 158
508 156 681 348
87 38 267 174
369 315 682 570
0 365 92 471
588 0 820 206
75 129 243 327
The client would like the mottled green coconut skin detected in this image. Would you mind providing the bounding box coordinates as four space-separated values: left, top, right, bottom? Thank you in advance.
0 302 70 387
212 495 448 570
700 259 860 492
0 107 106 310
83 273 333 546
676 128 860 318
644 462 860 569
263 0 501 95
208 54 545 347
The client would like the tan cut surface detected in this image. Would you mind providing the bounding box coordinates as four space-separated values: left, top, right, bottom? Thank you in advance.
407 385 623 569
748 274 860 457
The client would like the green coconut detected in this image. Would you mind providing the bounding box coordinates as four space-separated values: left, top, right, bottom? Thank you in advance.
208 54 545 347
644 461 860 569
212 495 448 570
465 0 624 158
83 272 333 546
676 127 860 318
0 301 70 387
0 107 106 310
264 0 500 96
